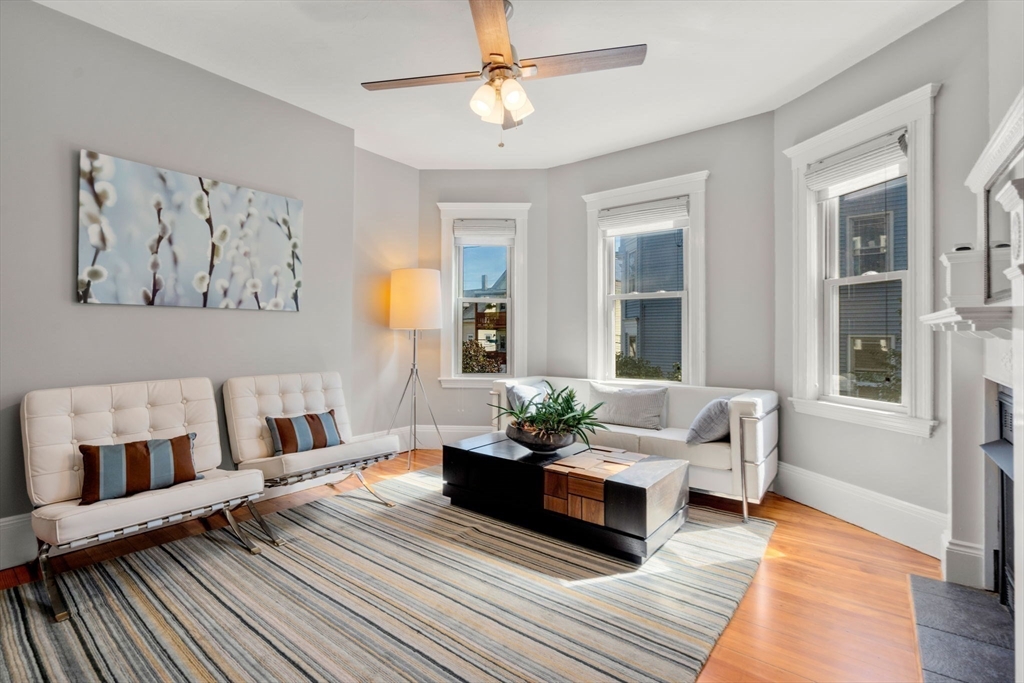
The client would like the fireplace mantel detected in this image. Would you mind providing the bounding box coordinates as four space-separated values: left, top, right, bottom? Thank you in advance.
921 305 1013 339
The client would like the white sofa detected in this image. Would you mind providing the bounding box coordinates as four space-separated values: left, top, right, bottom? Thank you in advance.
491 377 779 520
223 372 401 542
21 377 265 621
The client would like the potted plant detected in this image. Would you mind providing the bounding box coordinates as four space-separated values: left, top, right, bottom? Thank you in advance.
490 382 608 452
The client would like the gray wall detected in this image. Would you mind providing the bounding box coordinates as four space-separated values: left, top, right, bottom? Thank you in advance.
352 148 421 434
546 113 776 389
773 0 990 512
416 170 549 426
0 1 356 518
987 0 1024 134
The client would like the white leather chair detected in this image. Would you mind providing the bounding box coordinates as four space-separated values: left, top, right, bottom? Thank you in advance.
223 372 400 543
21 377 265 621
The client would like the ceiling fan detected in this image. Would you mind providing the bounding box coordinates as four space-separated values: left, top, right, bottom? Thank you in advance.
361 0 647 131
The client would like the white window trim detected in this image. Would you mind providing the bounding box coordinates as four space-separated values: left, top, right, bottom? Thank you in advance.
438 202 530 389
784 83 940 438
583 171 708 385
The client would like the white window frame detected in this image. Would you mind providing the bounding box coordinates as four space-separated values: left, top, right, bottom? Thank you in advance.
584 171 708 385
784 83 939 437
438 202 529 389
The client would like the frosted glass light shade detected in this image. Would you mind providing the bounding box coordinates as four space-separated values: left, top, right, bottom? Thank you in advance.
390 268 442 330
511 96 534 122
500 78 527 110
469 83 496 116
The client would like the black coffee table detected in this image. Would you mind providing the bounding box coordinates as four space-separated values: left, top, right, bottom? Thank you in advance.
442 432 689 564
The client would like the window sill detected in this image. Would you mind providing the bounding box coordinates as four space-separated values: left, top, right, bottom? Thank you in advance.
439 377 504 389
789 397 937 438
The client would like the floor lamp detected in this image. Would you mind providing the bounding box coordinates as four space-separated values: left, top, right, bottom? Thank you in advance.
387 268 444 469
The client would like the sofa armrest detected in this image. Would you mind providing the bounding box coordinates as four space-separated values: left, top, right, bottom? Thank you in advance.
728 390 780 466
490 377 546 430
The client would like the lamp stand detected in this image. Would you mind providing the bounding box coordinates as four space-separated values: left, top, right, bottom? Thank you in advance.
387 330 444 469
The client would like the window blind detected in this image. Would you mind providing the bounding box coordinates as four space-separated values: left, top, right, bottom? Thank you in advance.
804 128 908 192
597 196 688 235
454 218 516 245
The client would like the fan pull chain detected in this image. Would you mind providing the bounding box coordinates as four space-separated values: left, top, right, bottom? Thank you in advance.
498 128 504 148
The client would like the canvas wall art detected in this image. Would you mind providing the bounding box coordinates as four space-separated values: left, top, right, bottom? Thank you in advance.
78 150 303 311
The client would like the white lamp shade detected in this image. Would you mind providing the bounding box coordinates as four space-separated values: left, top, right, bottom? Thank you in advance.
500 78 527 111
481 100 505 124
469 83 496 116
390 268 442 330
511 96 534 122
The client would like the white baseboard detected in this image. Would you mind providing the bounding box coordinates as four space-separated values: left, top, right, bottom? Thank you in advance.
942 536 985 587
0 424 493 571
0 513 35 570
356 424 492 453
774 462 949 558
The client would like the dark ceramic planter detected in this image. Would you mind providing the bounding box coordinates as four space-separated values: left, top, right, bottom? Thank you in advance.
506 424 576 452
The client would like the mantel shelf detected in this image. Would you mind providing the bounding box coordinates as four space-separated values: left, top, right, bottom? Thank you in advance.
920 306 1013 339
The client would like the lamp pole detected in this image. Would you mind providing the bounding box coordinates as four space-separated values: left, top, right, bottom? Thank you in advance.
387 329 443 469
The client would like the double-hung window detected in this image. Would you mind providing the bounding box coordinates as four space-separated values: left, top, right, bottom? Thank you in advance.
584 173 708 385
785 84 938 437
438 203 529 388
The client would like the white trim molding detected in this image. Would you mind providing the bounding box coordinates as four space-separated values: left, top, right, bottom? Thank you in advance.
942 535 985 588
774 462 948 558
583 171 708 385
437 202 530 389
784 83 939 436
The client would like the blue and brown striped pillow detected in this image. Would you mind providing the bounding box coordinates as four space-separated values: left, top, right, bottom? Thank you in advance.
78 433 201 505
266 410 343 457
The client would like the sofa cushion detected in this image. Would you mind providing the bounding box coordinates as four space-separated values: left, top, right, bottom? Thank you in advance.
590 382 667 430
685 397 731 444
31 468 263 546
266 410 343 456
237 435 400 481
78 433 200 505
587 424 650 452
506 383 548 412
638 428 733 470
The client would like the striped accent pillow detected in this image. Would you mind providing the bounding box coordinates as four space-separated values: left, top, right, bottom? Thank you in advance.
78 433 200 505
266 410 343 457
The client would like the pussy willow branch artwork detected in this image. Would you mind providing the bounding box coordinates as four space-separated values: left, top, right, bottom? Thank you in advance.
77 150 303 311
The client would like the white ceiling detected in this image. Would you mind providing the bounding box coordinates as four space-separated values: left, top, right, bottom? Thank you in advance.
38 0 959 170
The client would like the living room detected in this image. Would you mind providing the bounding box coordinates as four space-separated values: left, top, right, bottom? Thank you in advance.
0 1 1021 681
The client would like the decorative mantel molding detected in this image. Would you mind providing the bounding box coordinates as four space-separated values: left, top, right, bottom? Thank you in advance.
920 306 1013 339
965 89 1024 194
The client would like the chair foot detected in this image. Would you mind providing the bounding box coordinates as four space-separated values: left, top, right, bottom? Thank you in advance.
222 508 262 555
246 500 286 547
38 545 69 622
355 470 396 507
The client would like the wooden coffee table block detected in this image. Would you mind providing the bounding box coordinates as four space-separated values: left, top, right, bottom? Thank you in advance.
443 434 689 564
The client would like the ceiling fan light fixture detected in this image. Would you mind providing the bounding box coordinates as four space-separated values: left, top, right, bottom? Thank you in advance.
469 82 497 116
500 77 527 111
510 96 534 122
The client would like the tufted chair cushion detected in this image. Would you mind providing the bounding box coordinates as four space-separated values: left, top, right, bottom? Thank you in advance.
21 378 223 508
223 372 354 464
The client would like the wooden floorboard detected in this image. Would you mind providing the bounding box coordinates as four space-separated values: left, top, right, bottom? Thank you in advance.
0 449 939 681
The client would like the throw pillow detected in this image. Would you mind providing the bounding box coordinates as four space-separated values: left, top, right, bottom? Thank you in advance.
507 383 548 412
79 433 200 505
685 397 732 444
266 410 343 456
589 382 667 430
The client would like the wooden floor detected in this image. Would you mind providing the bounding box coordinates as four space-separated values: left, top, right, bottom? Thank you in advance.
1 449 939 682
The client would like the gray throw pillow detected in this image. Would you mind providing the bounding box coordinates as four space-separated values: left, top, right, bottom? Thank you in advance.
507 383 548 412
685 397 732 444
589 382 667 430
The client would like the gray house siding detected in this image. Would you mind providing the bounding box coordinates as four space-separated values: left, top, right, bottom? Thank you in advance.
618 230 683 376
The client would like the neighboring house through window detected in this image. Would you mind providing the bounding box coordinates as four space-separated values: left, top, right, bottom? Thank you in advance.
438 204 529 388
584 172 708 385
785 84 939 437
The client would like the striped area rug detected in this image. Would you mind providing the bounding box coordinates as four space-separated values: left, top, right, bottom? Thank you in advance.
1 469 774 682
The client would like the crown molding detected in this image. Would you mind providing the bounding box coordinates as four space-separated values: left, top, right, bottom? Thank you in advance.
966 88 1024 193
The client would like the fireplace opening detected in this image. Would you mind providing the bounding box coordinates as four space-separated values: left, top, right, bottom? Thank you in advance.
985 389 1015 618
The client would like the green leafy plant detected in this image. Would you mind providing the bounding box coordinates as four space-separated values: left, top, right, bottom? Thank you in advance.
615 353 664 379
490 381 608 449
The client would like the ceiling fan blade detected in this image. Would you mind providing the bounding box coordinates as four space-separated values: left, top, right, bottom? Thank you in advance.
469 0 513 66
362 71 480 91
520 44 647 80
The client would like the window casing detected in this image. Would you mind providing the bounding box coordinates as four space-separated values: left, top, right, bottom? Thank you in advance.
784 84 938 437
438 204 529 389
584 172 708 385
